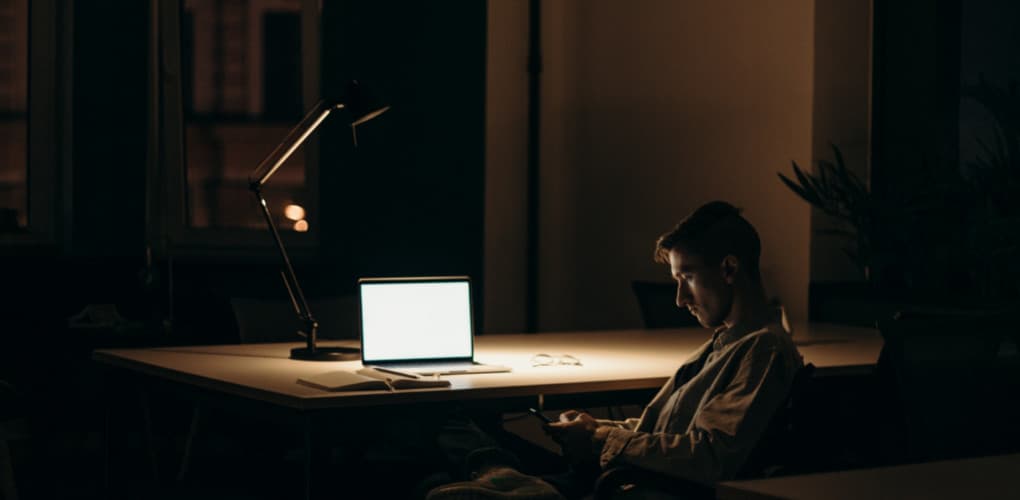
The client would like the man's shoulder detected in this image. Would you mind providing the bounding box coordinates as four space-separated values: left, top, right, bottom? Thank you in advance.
711 323 803 388
739 323 799 355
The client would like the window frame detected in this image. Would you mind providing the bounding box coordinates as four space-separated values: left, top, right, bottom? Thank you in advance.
154 0 321 257
0 0 66 250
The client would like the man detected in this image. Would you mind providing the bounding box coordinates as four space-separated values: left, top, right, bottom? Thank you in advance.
428 201 802 499
548 200 803 488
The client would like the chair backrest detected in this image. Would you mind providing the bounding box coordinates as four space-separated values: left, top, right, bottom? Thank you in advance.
737 362 816 479
230 295 359 344
631 280 700 328
877 308 1018 462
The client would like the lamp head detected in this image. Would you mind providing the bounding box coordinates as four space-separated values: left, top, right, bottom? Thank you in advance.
342 80 390 127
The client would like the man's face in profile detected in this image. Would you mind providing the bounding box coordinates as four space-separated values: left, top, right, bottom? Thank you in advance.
668 248 733 328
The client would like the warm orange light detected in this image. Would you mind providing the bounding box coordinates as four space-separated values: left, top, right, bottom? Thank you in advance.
293 219 309 232
284 204 306 221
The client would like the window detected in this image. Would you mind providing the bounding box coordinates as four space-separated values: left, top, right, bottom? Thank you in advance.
160 0 318 251
0 0 60 247
0 0 29 234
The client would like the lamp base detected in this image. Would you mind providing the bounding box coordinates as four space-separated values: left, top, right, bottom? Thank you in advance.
290 346 361 361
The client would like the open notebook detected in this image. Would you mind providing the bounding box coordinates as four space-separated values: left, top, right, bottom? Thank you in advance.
297 367 450 391
359 276 511 376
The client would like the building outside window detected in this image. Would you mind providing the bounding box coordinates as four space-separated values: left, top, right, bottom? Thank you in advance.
0 0 29 233
180 0 310 234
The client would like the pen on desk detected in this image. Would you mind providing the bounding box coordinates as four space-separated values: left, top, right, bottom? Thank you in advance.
369 366 420 379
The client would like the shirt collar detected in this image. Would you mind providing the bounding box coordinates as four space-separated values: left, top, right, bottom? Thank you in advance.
712 307 786 350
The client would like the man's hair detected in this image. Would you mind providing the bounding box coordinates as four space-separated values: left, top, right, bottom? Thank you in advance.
654 201 762 282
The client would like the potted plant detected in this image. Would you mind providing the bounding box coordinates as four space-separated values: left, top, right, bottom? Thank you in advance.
780 79 1020 307
776 144 890 284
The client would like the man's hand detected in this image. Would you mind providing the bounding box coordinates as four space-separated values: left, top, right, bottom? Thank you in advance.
546 410 600 465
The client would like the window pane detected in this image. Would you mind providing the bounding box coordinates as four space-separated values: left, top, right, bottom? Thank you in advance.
182 0 308 232
0 0 28 233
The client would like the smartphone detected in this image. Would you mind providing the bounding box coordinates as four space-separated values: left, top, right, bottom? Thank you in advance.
528 407 553 424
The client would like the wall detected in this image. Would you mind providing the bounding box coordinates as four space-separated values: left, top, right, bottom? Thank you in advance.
810 0 872 283
483 0 530 333
486 0 817 332
72 0 149 256
320 0 486 310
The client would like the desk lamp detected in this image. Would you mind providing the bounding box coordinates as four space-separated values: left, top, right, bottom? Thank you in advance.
249 81 389 361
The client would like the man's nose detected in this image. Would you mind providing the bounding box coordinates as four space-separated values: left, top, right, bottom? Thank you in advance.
676 283 690 307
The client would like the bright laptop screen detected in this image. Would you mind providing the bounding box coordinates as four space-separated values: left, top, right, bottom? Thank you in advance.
360 279 473 362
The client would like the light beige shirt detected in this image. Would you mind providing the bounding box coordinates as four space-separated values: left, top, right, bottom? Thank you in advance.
594 320 802 484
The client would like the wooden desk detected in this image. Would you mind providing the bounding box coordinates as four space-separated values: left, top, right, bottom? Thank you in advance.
716 453 1020 500
93 324 881 411
93 324 881 498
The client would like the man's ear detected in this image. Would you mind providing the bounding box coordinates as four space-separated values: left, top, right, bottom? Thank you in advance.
721 255 739 284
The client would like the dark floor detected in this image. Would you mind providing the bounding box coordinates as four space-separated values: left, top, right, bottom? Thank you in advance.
13 426 424 499
9 396 569 500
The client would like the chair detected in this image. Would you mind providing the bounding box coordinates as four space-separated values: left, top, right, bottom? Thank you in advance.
735 363 816 478
0 380 28 500
592 467 713 500
230 295 359 343
592 363 817 500
176 296 361 482
876 308 1020 463
630 281 699 328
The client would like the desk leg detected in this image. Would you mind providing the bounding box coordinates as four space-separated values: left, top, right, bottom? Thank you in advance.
1 436 18 500
137 385 160 484
178 406 201 481
103 395 110 496
303 413 312 500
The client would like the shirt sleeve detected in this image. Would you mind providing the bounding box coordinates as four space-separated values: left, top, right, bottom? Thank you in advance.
595 417 641 430
595 335 795 483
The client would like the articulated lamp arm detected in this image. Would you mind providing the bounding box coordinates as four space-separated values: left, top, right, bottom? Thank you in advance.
250 100 344 189
247 99 363 361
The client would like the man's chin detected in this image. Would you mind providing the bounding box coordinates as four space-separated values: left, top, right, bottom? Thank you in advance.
692 313 711 328
695 314 723 329
689 308 720 328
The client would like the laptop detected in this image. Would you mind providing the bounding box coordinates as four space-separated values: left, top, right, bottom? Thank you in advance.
358 276 511 376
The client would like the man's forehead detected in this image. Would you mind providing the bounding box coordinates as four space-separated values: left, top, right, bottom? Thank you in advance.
667 248 706 270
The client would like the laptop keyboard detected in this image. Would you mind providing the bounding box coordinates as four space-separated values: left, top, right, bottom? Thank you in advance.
387 362 477 373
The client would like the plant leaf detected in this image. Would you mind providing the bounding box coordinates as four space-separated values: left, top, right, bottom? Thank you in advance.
777 172 820 206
